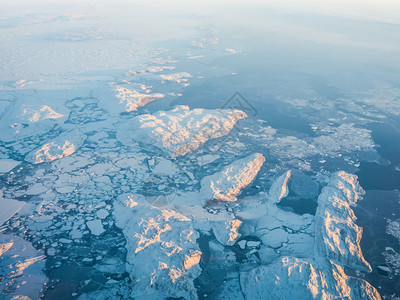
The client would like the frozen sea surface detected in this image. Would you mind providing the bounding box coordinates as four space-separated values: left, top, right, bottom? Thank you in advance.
1 0 400 299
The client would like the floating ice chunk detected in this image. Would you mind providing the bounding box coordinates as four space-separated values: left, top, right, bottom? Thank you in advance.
377 265 391 274
0 195 25 226
25 183 48 195
59 238 72 244
114 86 164 112
125 65 175 76
315 171 371 272
240 257 380 300
260 228 288 248
213 219 242 246
268 170 291 203
197 154 220 166
386 218 400 240
86 219 105 236
201 153 265 203
95 257 125 274
160 72 191 83
257 247 278 265
117 105 247 157
246 241 260 247
281 233 315 258
25 105 64 123
113 197 201 299
0 159 21 173
25 131 86 164
152 158 180 176
238 240 247 249
47 248 56 256
96 209 109 220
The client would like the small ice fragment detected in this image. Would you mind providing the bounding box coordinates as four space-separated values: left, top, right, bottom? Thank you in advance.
86 219 105 236
247 241 260 247
238 240 247 249
96 209 109 220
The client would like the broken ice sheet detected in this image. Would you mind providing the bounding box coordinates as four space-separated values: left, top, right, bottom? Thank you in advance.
1 1 398 299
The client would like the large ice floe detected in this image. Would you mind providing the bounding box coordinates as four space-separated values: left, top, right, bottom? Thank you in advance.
314 171 372 272
114 194 202 300
240 257 379 300
117 105 247 157
235 171 380 300
200 153 265 204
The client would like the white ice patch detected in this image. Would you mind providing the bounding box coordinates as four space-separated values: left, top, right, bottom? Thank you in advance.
268 170 291 203
86 219 105 236
113 197 201 299
314 171 371 271
114 86 164 113
197 154 220 166
212 219 242 246
152 158 180 176
240 257 380 300
312 123 375 155
25 131 86 164
117 105 247 157
200 153 265 203
125 65 175 77
160 72 191 83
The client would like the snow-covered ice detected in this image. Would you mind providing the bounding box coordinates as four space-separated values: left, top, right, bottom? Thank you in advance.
240 257 380 300
114 195 201 299
315 171 372 271
117 105 247 157
25 131 86 164
200 153 265 203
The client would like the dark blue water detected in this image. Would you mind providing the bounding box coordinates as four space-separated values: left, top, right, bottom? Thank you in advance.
356 118 400 298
